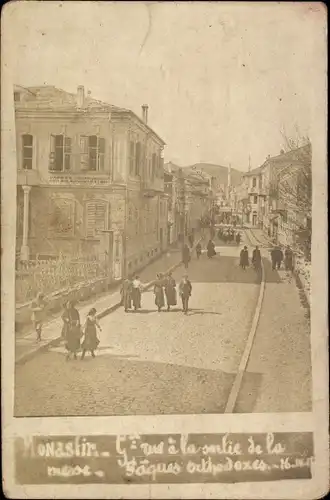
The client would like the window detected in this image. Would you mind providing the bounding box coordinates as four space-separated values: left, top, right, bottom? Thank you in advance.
49 135 71 171
80 135 105 171
86 201 107 238
14 92 21 102
22 134 33 170
252 177 257 188
254 196 258 204
152 153 156 180
129 141 135 176
135 142 141 176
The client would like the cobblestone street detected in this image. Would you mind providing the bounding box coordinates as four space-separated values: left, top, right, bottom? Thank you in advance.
15 239 312 417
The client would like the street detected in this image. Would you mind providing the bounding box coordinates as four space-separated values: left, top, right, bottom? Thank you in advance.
14 236 312 417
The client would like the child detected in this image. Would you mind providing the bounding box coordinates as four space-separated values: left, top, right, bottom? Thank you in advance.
81 308 102 359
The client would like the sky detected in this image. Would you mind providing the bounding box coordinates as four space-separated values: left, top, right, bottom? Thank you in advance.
3 1 326 171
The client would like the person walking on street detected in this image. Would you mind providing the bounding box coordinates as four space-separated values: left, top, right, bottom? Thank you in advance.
252 245 262 271
195 242 202 259
30 292 46 341
132 275 143 311
61 301 70 340
271 246 283 270
164 272 177 311
179 274 192 314
207 239 216 258
240 246 249 270
236 232 241 245
188 233 194 248
120 277 132 312
81 308 102 359
182 244 191 269
154 273 165 312
284 246 294 271
64 301 81 361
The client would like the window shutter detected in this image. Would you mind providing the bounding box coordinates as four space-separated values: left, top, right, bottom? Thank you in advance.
86 201 107 238
64 137 71 171
98 137 105 171
86 202 96 238
80 136 89 170
49 134 56 170
129 141 135 175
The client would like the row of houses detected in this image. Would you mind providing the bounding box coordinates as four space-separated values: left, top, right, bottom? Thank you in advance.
231 144 312 257
15 84 214 284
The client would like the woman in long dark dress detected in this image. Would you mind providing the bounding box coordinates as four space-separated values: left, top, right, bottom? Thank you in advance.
81 308 102 359
120 278 132 312
207 239 216 258
154 273 165 312
61 301 70 340
64 301 81 360
164 272 177 311
240 246 249 270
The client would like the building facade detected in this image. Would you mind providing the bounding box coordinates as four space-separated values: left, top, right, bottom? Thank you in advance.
240 145 311 246
15 85 166 280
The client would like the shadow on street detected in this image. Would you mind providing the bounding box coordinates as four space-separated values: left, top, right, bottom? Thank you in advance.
14 350 263 417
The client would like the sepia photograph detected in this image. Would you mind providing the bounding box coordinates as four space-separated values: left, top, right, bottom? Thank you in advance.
1 1 328 497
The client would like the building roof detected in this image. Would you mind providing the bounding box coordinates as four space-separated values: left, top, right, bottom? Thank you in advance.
14 84 165 144
243 144 311 177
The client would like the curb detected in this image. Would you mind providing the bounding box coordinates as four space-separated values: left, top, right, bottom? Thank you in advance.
15 239 201 366
224 249 266 413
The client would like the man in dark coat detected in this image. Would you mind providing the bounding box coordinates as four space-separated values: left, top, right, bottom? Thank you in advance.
179 274 192 314
271 246 283 270
236 232 241 245
240 246 249 270
182 244 190 269
252 245 262 270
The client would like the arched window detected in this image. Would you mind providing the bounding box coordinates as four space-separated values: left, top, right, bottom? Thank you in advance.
22 134 33 170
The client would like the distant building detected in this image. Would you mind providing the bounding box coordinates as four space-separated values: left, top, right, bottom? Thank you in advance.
241 145 311 248
15 84 166 279
164 162 213 242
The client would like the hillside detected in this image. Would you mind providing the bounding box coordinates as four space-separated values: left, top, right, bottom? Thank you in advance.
165 162 244 187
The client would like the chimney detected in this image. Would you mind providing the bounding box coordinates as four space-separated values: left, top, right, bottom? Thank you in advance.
142 104 148 124
77 85 85 108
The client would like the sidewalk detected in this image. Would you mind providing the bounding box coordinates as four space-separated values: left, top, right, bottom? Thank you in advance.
16 238 201 364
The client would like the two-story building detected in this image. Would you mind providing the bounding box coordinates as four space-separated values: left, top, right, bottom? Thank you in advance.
15 84 166 280
242 165 267 227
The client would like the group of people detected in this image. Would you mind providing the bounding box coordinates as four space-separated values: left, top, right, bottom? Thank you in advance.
217 227 241 245
271 245 294 271
182 239 216 266
120 272 193 314
30 293 102 360
239 245 262 271
61 301 102 360
239 244 294 272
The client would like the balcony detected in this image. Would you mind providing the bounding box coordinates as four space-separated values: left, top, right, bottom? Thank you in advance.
47 170 112 187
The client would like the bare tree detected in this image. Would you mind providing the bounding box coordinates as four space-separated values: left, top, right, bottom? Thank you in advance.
272 133 312 259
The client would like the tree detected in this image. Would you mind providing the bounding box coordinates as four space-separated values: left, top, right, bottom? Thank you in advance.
273 133 312 259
